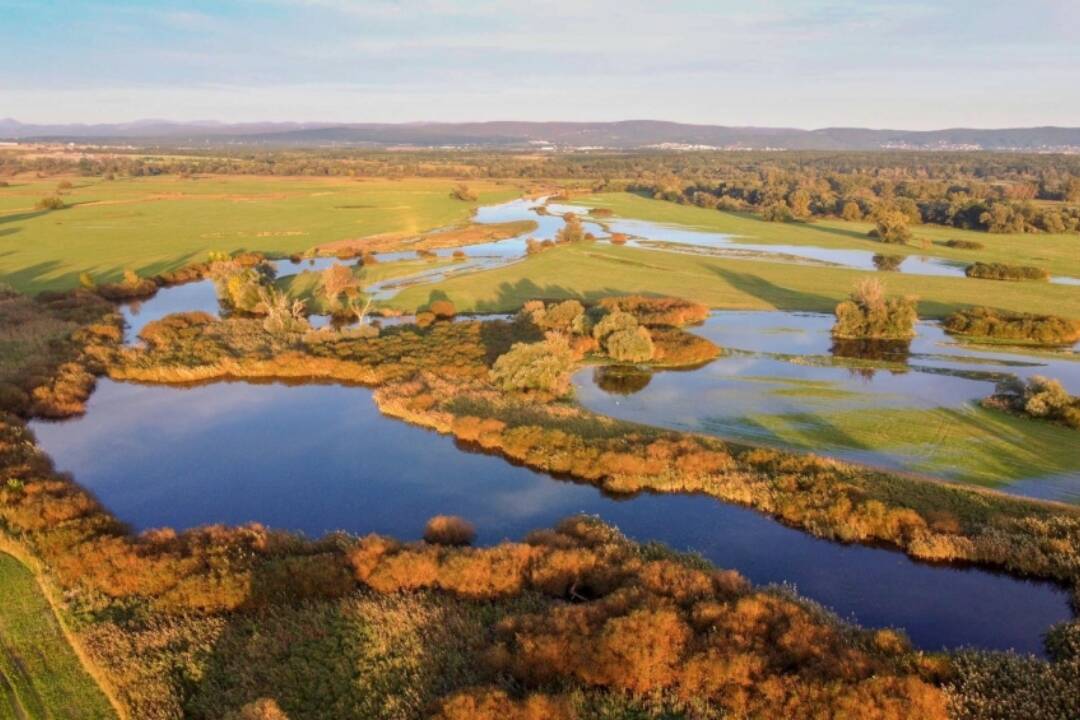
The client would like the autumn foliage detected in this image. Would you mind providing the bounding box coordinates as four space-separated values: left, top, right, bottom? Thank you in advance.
348 516 949 719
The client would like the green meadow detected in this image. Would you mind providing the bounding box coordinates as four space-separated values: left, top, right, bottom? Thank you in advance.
0 553 115 720
0 176 521 293
386 241 1080 319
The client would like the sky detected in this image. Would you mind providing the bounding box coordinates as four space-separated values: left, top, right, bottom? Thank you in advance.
2 0 1078 129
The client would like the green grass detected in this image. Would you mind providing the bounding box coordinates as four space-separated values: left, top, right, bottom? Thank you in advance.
576 192 1080 277
0 554 114 719
386 241 1080 319
706 404 1080 489
0 176 522 294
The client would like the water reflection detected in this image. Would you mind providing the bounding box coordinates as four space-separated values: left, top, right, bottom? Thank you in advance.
29 378 1071 655
592 365 653 396
577 311 1080 501
831 338 912 364
872 254 904 272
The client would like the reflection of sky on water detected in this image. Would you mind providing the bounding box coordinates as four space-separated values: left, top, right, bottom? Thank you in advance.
30 378 1071 655
576 310 1080 500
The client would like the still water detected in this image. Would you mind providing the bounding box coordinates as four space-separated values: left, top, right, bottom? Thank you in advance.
577 311 1080 502
31 378 1071 655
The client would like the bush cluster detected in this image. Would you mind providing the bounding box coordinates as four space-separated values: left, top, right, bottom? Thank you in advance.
592 310 654 362
984 376 1080 430
943 239 984 250
595 295 709 326
965 261 1050 281
832 279 918 340
490 333 577 396
943 307 1080 346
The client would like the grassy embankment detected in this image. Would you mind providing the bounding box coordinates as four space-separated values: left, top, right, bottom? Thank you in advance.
576 192 1080 278
0 176 522 293
0 553 116 720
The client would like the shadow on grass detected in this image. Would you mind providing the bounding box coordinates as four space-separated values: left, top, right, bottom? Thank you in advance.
0 249 248 296
707 266 837 313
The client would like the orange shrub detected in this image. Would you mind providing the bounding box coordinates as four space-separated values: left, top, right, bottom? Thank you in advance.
429 300 457 319
431 688 573 720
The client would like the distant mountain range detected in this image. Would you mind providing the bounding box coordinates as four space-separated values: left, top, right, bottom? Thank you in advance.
3 118 1079 151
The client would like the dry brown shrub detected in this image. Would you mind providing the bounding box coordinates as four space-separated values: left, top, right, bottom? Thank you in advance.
491 596 692 693
636 560 721 605
449 415 506 443
347 534 401 581
528 547 603 597
873 629 911 655
424 515 477 546
29 361 95 417
429 299 457 319
227 698 291 720
364 547 441 593
431 688 574 720
589 606 692 691
434 545 537 598
139 311 217 346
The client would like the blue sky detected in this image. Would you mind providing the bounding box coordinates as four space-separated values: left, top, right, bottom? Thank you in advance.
2 0 1077 128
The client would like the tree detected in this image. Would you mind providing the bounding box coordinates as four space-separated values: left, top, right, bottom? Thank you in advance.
787 189 812 218
258 286 309 333
490 333 576 395
321 263 357 310
832 278 917 340
841 201 863 221
761 201 793 223
869 207 911 244
556 213 585 243
429 299 456 319
592 310 654 362
604 327 654 362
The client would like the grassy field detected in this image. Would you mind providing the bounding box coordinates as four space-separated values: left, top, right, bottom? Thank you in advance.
0 176 522 293
0 554 114 720
386 241 1080 318
576 192 1080 277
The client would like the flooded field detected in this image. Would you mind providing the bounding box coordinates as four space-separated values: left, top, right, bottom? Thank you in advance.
577 311 1080 502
